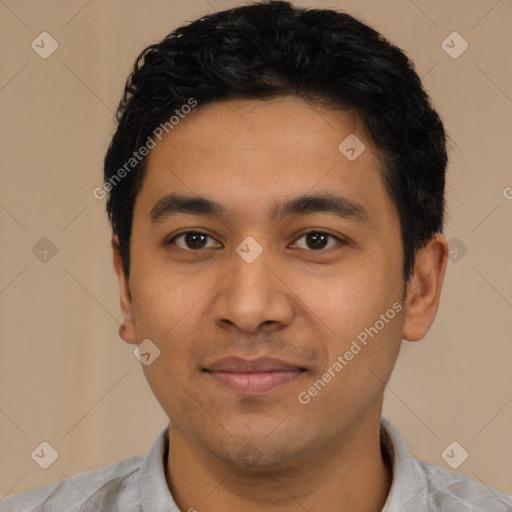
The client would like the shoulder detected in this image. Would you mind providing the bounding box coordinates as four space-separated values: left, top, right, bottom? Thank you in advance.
380 418 512 511
0 455 145 512
418 459 512 511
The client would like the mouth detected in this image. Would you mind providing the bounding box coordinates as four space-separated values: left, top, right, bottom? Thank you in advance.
202 356 307 394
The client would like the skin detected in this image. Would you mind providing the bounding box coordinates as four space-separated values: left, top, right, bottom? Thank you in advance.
112 96 448 512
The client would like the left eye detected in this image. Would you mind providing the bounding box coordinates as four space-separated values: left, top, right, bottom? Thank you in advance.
291 231 341 251
168 231 342 251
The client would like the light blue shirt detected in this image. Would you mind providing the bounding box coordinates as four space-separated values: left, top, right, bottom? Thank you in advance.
1 418 510 511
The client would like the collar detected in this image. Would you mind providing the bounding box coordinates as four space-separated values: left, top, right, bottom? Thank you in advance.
380 417 429 510
138 418 426 511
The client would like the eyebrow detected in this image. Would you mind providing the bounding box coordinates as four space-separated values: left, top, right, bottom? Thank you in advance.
149 192 369 225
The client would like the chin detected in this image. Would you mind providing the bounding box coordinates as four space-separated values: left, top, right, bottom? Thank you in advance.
207 433 306 474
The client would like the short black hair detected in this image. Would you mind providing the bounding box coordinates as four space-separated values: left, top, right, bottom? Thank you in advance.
104 0 448 281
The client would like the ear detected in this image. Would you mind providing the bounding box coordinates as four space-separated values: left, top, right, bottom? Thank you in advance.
112 236 138 345
402 233 448 341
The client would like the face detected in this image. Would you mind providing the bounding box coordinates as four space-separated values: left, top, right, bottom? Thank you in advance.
114 96 446 469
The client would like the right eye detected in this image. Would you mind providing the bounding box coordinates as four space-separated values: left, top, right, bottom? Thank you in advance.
167 231 222 251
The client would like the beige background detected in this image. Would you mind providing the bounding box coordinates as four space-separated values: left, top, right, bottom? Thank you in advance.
1 0 511 500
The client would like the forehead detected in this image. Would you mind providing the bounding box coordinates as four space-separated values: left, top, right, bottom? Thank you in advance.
136 96 394 225
154 96 373 158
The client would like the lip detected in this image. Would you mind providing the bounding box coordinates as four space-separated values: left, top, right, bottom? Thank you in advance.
203 356 307 394
205 356 305 373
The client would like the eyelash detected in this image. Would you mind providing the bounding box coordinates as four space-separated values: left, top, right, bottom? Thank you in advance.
166 230 345 252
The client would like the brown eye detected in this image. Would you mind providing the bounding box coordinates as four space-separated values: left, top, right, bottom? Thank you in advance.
169 232 221 251
292 231 342 251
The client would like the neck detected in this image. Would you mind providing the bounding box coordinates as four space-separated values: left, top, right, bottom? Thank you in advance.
166 413 392 512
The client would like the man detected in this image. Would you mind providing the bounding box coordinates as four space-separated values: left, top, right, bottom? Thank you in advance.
1 1 511 511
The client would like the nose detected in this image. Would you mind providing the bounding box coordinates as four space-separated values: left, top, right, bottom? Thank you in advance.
211 239 295 334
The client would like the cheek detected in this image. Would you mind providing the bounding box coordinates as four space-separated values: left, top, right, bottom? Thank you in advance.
128 266 220 378
311 257 398 325
306 252 404 370
128 252 199 337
